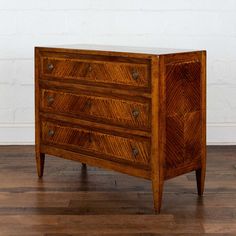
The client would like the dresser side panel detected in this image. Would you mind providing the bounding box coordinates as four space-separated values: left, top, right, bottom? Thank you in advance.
163 52 205 179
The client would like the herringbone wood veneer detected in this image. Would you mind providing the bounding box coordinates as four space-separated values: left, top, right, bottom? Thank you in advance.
40 89 150 130
42 56 149 89
165 61 202 175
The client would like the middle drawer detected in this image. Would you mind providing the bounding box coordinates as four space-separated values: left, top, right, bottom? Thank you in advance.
40 89 150 130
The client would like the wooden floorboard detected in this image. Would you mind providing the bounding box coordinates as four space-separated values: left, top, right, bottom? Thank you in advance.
0 145 235 235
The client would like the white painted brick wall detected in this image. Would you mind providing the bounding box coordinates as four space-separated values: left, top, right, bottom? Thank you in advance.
0 0 235 144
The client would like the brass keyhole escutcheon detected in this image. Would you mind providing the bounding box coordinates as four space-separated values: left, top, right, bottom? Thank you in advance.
88 132 93 143
85 100 92 109
88 65 92 73
132 69 139 80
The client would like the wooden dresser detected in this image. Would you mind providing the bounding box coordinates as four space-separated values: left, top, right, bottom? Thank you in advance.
35 45 206 213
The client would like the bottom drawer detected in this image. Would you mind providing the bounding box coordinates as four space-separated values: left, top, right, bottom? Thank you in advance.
41 120 150 166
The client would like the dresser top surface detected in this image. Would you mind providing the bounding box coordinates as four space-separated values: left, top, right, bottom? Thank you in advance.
37 44 203 56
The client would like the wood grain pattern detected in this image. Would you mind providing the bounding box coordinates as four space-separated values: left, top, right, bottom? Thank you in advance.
41 145 151 179
40 112 151 139
197 51 207 196
39 78 152 99
0 145 234 235
164 58 203 179
41 56 150 89
35 46 206 213
150 55 163 213
35 48 45 178
42 120 151 166
40 89 150 130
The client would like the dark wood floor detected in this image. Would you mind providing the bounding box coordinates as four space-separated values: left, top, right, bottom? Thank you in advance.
0 145 235 235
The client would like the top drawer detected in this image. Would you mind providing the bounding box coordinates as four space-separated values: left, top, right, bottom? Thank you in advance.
40 55 150 89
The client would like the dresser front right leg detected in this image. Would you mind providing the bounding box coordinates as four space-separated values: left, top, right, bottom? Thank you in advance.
35 152 45 178
152 179 163 214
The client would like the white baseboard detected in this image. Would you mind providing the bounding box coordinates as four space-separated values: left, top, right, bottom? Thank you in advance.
207 123 236 145
0 123 35 145
0 123 236 145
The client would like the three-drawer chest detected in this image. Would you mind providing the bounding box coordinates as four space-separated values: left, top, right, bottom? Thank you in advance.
35 45 206 213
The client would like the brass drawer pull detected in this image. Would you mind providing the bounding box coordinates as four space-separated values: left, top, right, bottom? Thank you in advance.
132 147 139 157
47 95 54 104
132 70 139 80
47 63 54 71
132 109 140 118
48 130 55 137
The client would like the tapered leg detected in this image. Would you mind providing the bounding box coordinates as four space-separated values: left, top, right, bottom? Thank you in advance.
152 179 163 214
82 163 87 168
196 167 206 196
35 152 45 178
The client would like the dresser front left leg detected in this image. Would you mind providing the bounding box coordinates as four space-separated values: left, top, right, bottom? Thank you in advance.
152 178 163 214
35 152 45 178
196 167 206 196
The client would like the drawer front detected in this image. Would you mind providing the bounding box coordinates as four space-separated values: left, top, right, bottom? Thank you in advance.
40 89 150 130
42 121 150 166
41 56 149 89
